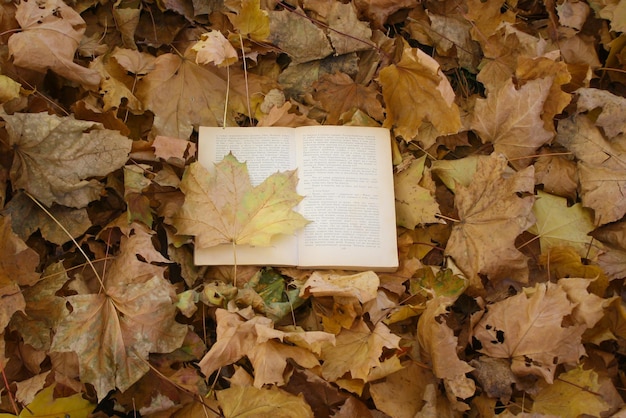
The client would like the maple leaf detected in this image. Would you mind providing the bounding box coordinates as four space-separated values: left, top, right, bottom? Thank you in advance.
532 366 611 416
198 309 333 387
556 114 626 225
8 0 100 87
0 215 39 331
217 385 313 418
515 57 572 133
444 153 535 290
50 229 187 400
370 361 437 418
268 7 333 64
473 280 602 383
4 112 132 208
527 191 598 258
418 297 475 400
3 192 91 245
192 31 238 67
172 155 309 248
227 0 270 42
394 156 442 229
379 40 461 142
9 262 67 351
576 88 626 138
312 73 384 124
136 51 263 138
319 319 400 382
471 77 554 168
321 1 373 55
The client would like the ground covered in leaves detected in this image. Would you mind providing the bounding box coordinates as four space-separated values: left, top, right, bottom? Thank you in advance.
1 0 626 416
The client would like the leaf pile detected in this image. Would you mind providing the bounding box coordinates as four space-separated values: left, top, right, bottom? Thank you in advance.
1 0 626 416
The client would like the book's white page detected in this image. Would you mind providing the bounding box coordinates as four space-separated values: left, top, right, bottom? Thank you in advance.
295 126 398 270
194 127 299 266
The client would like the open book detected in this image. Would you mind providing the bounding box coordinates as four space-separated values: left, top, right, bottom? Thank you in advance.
195 125 398 272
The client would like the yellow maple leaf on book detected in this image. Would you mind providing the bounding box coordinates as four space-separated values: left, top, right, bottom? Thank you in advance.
172 153 310 249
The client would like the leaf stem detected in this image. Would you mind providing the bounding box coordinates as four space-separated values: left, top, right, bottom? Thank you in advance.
239 33 253 126
25 192 105 291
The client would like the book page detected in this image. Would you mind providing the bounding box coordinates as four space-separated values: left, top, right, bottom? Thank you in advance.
194 127 299 266
295 126 398 270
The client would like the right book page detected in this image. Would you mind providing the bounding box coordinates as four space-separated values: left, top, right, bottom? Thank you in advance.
295 126 398 271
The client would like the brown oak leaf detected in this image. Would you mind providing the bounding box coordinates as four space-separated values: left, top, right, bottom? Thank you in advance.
8 0 100 87
444 153 535 290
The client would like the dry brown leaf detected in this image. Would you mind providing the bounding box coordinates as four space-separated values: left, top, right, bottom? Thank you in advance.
9 262 67 351
300 271 379 303
8 0 100 87
0 215 39 331
320 319 400 382
50 229 187 400
136 51 262 138
444 153 535 290
556 114 626 225
418 297 475 400
576 88 626 138
312 73 384 124
471 77 554 168
379 40 461 142
198 309 333 387
4 112 132 208
353 0 415 29
268 7 333 64
473 281 598 383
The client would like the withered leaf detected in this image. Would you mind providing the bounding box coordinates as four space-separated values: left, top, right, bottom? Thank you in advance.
8 0 100 87
471 77 554 168
50 229 187 400
4 112 132 208
444 153 535 290
0 215 40 330
379 40 461 142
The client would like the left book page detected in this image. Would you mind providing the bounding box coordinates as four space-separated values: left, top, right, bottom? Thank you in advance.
194 126 300 266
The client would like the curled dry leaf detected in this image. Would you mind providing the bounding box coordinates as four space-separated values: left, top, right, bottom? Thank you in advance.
8 0 100 87
4 112 132 208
